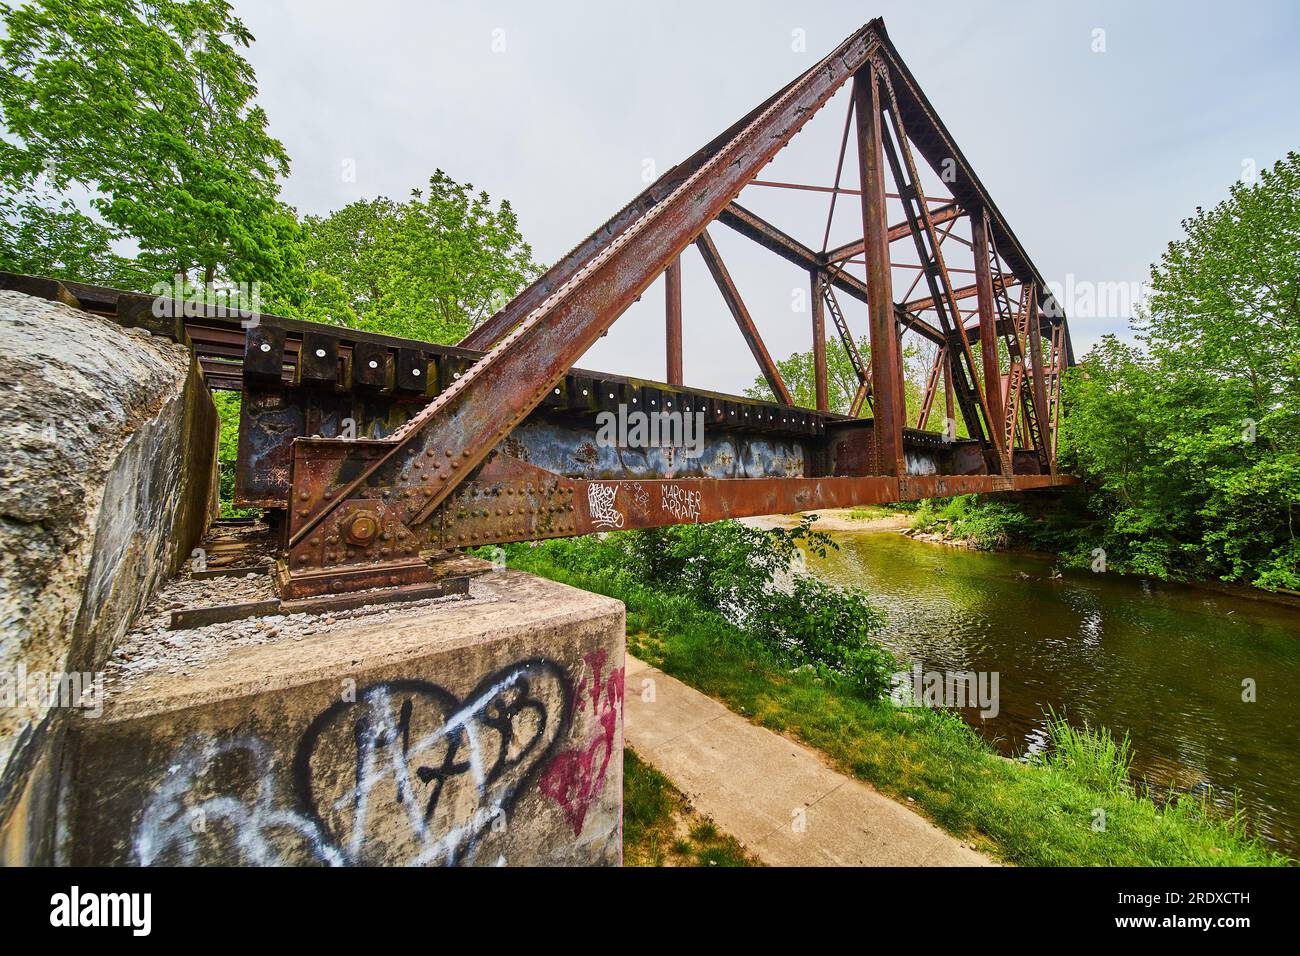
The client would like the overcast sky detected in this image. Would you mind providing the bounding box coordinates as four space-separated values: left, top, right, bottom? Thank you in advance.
236 0 1300 395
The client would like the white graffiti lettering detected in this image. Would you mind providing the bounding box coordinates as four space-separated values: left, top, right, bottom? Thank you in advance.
588 483 624 529
660 484 701 522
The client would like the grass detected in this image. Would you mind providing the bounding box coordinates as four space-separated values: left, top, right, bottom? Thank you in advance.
845 505 894 521
510 549 1291 867
622 747 756 867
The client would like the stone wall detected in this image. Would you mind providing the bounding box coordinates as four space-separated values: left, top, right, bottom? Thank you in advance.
67 571 625 866
0 290 218 864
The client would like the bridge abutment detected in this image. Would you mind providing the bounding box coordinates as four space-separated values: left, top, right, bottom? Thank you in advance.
65 570 625 866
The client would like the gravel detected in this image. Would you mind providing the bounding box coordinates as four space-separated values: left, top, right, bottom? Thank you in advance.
107 568 485 689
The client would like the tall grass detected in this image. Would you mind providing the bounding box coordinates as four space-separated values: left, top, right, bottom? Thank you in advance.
1036 710 1135 796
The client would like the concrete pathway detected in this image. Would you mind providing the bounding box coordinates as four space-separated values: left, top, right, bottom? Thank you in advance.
624 655 996 867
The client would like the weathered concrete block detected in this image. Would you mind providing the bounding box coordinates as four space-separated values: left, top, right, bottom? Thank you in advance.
67 571 625 866
0 289 217 864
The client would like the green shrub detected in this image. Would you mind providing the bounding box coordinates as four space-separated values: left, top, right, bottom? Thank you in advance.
507 517 895 700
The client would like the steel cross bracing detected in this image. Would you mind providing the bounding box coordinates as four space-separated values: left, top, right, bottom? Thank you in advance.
0 19 1072 601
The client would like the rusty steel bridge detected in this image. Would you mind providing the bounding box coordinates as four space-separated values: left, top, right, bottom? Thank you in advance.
4 19 1073 611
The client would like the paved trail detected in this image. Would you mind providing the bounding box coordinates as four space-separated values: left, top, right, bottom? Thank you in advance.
624 655 996 867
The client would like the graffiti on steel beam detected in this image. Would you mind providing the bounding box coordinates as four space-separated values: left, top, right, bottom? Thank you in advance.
660 483 702 522
587 483 624 529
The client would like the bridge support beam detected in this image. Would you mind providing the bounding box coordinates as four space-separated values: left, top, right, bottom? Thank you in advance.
854 64 904 477
665 255 683 385
810 268 829 412
971 209 1007 472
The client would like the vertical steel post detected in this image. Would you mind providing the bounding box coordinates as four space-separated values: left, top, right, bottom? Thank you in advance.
665 255 683 385
854 64 904 477
971 209 1007 472
943 345 956 441
810 268 829 411
1026 290 1052 472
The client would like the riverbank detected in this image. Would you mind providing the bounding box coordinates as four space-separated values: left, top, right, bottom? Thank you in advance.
904 492 1300 608
748 507 910 534
507 545 1289 866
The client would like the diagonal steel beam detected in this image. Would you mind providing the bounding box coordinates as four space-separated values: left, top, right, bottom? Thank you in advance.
917 344 946 430
875 57 998 469
971 208 1006 467
868 25 1071 361
826 201 962 263
696 229 793 406
288 23 883 550
903 271 1013 314
820 273 869 390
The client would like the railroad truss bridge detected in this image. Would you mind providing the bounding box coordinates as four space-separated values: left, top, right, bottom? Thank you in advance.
5 19 1073 615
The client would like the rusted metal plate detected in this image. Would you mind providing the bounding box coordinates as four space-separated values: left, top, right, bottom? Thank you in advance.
170 599 282 630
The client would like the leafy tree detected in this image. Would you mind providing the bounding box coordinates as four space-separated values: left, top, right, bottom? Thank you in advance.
0 0 292 288
0 189 135 284
1060 153 1300 588
297 170 541 344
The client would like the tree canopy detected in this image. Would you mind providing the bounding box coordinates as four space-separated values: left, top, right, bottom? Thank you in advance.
1060 153 1300 589
0 0 292 288
295 172 540 343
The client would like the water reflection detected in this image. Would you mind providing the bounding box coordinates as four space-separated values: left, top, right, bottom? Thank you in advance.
805 530 1300 856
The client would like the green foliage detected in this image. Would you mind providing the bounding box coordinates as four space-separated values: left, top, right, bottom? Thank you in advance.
1034 710 1135 797
0 190 137 284
0 0 293 288
295 171 542 344
1058 152 1300 590
912 494 1036 550
211 389 255 517
753 575 895 697
744 334 871 414
507 517 896 699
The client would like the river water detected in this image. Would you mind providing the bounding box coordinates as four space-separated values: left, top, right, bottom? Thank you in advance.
803 529 1300 858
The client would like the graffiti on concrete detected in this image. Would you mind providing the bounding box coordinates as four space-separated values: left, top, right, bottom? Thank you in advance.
134 736 344 866
539 648 623 835
133 658 575 866
295 659 570 865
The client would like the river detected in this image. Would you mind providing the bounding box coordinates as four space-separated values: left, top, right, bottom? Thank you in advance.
803 527 1300 858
